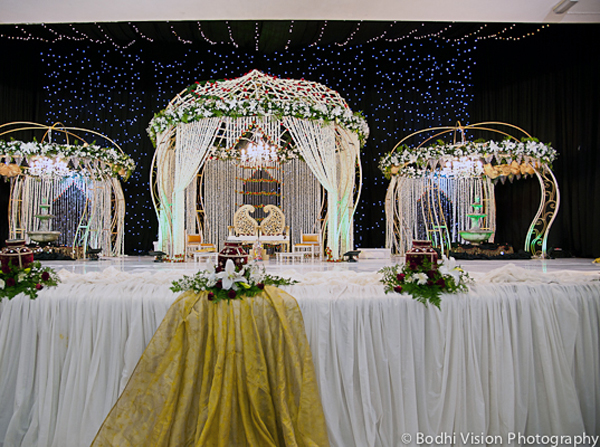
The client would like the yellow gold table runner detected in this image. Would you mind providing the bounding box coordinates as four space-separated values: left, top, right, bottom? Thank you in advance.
91 285 329 447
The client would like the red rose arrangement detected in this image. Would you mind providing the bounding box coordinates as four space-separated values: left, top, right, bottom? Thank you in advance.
0 261 60 300
379 257 470 309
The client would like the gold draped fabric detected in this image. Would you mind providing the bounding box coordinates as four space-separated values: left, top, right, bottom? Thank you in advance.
91 286 329 447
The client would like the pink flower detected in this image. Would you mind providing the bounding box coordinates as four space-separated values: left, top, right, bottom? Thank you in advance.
36 283 43 290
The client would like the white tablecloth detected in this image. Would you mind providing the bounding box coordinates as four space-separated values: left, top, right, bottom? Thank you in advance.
0 266 598 447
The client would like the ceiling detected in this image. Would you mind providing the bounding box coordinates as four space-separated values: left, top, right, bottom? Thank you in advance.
1 0 599 24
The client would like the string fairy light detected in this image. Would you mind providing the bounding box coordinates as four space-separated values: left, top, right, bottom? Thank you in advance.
335 21 362 47
169 22 192 44
284 21 295 50
309 20 328 47
197 22 218 45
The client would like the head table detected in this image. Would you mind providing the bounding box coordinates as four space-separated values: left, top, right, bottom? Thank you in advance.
0 263 598 447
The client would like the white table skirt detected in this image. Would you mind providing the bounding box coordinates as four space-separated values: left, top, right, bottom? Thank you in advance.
0 268 598 447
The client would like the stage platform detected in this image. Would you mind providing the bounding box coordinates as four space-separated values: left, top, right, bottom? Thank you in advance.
40 254 600 275
0 256 599 447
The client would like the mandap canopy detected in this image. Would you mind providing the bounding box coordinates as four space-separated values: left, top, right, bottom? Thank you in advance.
148 69 369 259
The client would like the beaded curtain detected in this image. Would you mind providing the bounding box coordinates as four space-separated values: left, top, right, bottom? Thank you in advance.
199 159 321 250
385 174 496 255
10 175 125 256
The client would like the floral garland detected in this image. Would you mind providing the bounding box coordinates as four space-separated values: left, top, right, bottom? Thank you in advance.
0 139 136 180
379 139 557 179
147 92 370 147
236 177 280 183
235 190 281 197
379 257 470 308
324 247 343 263
0 261 60 300
170 259 297 302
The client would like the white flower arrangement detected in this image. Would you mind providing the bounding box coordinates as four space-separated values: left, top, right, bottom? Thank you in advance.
379 139 557 179
170 259 296 302
0 139 135 180
147 94 370 147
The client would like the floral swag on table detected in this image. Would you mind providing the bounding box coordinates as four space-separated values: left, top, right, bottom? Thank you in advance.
147 83 370 147
379 257 471 309
0 139 136 180
171 260 297 302
379 138 557 180
0 261 60 300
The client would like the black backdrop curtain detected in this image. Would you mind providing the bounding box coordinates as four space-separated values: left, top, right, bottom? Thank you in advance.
0 22 599 257
470 25 600 257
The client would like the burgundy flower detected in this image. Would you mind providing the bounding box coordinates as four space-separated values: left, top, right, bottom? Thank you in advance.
427 280 434 286
393 285 403 294
6 277 15 287
257 283 265 290
436 278 446 288
228 289 237 299
41 271 50 282
427 270 437 278
215 280 223 289
207 292 215 301
36 283 43 290
2 265 10 274
396 273 406 282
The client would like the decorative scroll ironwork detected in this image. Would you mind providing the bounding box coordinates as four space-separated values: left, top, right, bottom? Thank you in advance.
525 164 560 258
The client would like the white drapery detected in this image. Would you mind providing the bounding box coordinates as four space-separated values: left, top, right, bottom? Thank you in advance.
0 266 598 447
154 119 221 255
283 117 345 257
386 174 496 255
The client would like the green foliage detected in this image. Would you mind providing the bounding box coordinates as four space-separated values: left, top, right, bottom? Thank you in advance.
379 257 470 309
0 261 61 300
171 261 297 303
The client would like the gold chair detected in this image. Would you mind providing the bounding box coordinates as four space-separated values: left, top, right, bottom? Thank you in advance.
293 233 321 258
186 232 216 258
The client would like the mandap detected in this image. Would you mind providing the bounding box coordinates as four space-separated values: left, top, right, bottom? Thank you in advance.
148 69 369 259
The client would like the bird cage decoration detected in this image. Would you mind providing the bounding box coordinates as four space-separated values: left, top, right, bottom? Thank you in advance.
381 122 559 258
0 122 135 258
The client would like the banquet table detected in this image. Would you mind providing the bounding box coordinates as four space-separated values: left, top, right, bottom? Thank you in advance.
0 265 598 447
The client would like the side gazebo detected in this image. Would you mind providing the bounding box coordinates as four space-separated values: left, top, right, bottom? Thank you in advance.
148 69 369 259
0 122 135 258
381 122 559 258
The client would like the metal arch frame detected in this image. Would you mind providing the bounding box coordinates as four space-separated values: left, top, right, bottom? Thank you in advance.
385 121 560 258
525 163 560 258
